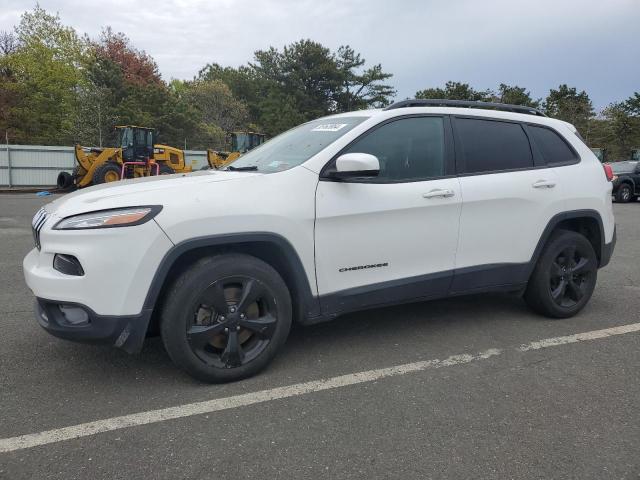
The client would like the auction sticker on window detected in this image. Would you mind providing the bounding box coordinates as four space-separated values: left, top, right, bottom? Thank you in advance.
311 123 348 132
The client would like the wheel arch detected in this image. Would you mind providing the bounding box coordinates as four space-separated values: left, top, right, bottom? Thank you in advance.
144 233 320 334
529 210 606 276
618 178 635 192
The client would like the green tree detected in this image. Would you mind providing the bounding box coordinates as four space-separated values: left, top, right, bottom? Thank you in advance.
186 79 248 133
601 102 638 158
333 45 395 111
625 92 640 115
221 40 396 134
495 84 540 107
415 81 493 101
1 6 85 144
79 28 202 147
255 87 306 136
543 84 593 133
0 31 19 134
253 40 341 122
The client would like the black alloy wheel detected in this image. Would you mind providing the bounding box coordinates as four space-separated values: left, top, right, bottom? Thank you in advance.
524 230 598 318
187 276 277 368
548 245 596 308
161 254 292 383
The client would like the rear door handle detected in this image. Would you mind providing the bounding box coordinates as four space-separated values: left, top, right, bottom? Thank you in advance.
532 180 556 189
422 189 455 199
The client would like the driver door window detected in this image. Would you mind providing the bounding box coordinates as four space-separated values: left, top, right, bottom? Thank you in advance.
341 116 445 182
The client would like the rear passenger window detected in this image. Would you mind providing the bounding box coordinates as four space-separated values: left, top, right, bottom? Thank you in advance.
456 118 533 174
528 125 577 165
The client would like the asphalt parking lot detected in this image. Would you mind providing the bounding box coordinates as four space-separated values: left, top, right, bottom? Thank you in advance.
1 194 639 479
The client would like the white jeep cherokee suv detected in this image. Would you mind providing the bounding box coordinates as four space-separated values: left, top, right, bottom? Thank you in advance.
24 100 616 382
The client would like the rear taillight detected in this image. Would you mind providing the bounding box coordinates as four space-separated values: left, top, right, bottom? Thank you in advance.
603 163 614 182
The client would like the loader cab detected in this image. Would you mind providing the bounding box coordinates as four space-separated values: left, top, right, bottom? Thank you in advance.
231 132 266 153
117 126 155 162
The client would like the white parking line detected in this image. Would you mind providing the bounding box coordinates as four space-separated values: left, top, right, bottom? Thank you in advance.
1 322 639 454
519 322 640 351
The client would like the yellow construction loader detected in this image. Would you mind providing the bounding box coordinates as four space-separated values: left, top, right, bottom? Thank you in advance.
57 126 193 189
206 131 266 169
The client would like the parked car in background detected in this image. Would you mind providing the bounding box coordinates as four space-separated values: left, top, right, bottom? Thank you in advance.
610 161 640 202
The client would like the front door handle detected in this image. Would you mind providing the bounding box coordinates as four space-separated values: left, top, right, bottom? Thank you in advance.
532 180 556 189
423 189 455 199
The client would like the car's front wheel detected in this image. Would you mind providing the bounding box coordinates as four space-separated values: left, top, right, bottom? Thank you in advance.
161 254 292 383
524 230 598 318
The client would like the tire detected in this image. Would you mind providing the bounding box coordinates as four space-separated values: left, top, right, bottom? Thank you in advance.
615 184 633 203
161 254 292 383
56 171 73 189
92 162 121 184
524 230 598 318
158 163 175 175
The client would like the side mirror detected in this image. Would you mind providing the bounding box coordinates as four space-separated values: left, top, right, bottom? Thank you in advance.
331 153 380 180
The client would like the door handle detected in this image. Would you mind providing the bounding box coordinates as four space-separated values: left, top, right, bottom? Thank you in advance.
422 189 455 199
532 180 556 189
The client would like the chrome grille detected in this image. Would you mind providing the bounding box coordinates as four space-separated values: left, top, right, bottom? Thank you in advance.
31 207 48 250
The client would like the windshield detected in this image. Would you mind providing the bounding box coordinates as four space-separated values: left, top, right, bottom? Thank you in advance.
226 116 367 172
611 161 637 174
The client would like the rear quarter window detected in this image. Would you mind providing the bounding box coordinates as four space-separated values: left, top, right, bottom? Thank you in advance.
528 125 578 165
456 118 533 174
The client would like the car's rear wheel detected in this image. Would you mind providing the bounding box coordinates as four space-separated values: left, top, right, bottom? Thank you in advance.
615 184 633 203
524 230 598 318
161 254 292 383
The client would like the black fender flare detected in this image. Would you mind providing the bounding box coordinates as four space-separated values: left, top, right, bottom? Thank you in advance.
142 232 321 320
527 209 607 275
616 177 635 192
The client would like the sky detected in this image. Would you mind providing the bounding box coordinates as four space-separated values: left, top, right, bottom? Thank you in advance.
1 0 639 111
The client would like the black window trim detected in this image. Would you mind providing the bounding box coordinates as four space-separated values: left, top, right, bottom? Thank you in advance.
319 114 456 184
523 122 581 168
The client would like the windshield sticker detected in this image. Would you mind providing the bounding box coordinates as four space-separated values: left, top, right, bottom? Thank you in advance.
311 123 348 132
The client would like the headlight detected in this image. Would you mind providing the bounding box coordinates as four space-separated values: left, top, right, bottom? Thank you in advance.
53 206 162 230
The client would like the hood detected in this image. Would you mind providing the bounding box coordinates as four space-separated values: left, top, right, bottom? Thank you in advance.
45 169 261 218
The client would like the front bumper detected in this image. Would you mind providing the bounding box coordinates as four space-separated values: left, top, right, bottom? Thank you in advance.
600 226 616 268
23 217 173 317
35 298 152 353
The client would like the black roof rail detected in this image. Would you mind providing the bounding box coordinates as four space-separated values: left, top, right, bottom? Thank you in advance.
383 99 547 117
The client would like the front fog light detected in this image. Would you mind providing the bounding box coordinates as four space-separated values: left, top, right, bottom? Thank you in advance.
53 254 84 276
59 305 89 325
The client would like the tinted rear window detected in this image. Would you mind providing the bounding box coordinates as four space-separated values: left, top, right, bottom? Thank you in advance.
456 118 533 174
528 125 577 165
